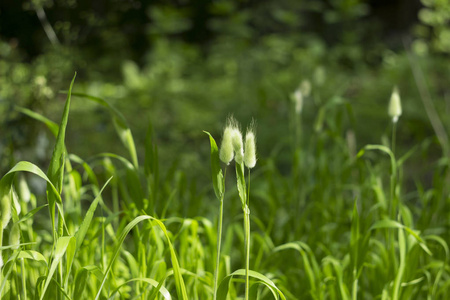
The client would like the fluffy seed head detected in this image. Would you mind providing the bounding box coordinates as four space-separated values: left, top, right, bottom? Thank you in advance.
232 128 244 165
219 126 234 165
388 86 402 123
1 192 11 229
9 223 20 250
244 129 257 168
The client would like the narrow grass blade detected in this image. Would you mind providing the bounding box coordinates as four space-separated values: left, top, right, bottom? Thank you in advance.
274 242 317 294
75 177 112 250
107 278 172 300
71 92 139 168
17 204 48 224
217 269 286 300
40 236 75 300
16 107 59 137
95 215 188 300
370 219 432 255
17 250 48 265
47 72 76 195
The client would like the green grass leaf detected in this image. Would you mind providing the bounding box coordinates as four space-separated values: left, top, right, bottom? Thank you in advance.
71 92 139 169
40 236 75 300
95 215 188 300
107 278 172 300
217 269 286 300
203 131 224 200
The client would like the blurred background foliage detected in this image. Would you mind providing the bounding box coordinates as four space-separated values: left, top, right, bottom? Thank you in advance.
1 0 449 195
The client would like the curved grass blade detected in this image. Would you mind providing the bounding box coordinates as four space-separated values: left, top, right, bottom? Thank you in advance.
17 204 48 224
16 107 59 137
95 215 188 300
370 219 432 255
46 73 76 238
274 242 317 295
71 92 139 169
217 269 286 300
107 278 172 300
40 236 75 300
203 131 224 200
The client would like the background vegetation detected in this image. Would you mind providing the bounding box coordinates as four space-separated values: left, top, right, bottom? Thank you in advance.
1 0 450 299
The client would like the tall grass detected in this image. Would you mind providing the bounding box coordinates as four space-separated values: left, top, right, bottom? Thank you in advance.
0 75 449 299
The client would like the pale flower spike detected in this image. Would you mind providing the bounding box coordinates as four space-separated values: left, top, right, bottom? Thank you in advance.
244 123 257 168
232 128 244 165
388 86 402 123
292 89 303 114
219 124 234 165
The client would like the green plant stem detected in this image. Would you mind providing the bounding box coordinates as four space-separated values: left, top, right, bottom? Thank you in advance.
352 277 358 300
213 197 224 300
244 169 251 300
391 121 397 157
21 258 26 300
213 167 226 300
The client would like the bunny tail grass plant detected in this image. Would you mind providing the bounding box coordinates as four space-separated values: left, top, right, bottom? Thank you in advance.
243 122 256 300
206 116 257 300
204 125 226 300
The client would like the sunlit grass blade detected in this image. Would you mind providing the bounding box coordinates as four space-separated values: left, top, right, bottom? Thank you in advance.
17 204 48 224
95 215 188 300
39 236 75 300
15 106 59 137
216 269 286 300
107 278 172 300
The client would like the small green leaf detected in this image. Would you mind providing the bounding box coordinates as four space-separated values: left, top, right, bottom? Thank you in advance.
204 131 224 200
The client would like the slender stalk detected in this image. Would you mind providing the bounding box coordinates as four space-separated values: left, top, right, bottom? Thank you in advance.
391 121 397 157
244 169 251 300
213 197 224 300
21 258 26 300
352 277 358 300
213 168 227 300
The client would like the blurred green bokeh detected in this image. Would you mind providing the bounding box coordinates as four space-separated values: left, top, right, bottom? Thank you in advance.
1 0 449 186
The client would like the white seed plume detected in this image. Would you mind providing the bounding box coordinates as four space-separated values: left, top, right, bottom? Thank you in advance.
232 128 244 165
219 126 234 165
388 86 402 123
244 130 257 168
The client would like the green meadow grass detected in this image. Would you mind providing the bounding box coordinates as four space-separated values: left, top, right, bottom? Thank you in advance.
1 74 449 299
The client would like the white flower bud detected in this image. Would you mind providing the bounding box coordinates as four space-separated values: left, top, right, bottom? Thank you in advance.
388 86 402 123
